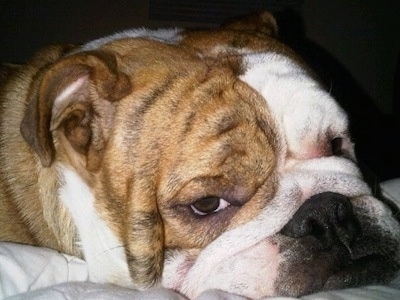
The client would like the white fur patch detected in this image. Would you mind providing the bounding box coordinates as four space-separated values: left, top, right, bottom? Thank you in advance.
239 53 352 167
80 28 183 52
58 166 132 286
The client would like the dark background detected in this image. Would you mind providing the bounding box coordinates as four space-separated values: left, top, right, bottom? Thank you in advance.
1 0 399 184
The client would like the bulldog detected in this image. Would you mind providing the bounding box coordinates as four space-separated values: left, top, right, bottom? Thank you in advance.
0 10 399 299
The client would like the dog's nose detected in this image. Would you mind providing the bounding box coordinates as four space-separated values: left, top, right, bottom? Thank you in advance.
280 192 361 250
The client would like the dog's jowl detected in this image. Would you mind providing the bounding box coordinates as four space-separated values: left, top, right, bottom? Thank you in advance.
1 10 399 299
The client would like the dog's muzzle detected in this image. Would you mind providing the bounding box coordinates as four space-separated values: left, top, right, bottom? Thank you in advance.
275 191 400 296
281 192 361 253
162 159 400 299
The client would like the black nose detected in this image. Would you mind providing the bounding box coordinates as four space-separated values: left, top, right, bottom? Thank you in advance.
280 192 361 250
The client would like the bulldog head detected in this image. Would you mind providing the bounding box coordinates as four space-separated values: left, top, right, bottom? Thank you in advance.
9 10 400 299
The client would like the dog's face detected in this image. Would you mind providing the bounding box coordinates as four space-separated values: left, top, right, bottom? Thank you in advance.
1 10 399 300
159 12 400 298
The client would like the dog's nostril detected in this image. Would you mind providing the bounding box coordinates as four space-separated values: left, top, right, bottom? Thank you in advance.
331 137 343 156
280 192 361 249
302 218 326 237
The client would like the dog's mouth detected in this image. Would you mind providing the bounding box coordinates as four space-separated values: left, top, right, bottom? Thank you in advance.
276 192 400 297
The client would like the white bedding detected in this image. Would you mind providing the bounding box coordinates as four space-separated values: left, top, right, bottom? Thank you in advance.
1 242 400 300
2 178 400 299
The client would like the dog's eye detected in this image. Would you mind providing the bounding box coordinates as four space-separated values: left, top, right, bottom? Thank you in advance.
190 197 230 216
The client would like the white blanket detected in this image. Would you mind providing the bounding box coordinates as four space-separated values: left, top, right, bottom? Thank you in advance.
1 241 400 300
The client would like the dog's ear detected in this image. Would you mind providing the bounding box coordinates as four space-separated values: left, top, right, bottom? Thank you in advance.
221 10 278 37
20 51 131 170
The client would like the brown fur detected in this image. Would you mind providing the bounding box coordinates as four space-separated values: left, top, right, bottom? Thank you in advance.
0 33 279 288
0 45 81 254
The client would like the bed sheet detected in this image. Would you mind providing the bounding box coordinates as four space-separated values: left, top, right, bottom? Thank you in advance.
1 241 400 300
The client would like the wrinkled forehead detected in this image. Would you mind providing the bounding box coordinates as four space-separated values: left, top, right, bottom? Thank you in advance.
155 79 278 195
95 36 279 184
107 38 277 137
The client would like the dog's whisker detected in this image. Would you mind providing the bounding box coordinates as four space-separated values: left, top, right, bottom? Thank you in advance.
342 241 354 257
